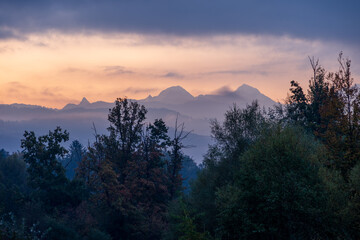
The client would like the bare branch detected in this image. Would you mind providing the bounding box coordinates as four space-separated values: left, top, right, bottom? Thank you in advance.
173 114 194 149
92 122 99 142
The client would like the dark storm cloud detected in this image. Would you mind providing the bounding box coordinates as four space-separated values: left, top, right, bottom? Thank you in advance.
0 0 359 44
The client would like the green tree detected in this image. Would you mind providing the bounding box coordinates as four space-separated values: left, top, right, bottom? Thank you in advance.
284 53 360 237
0 151 27 216
215 126 336 239
348 163 360 234
307 57 330 134
107 97 147 161
323 53 360 179
286 80 308 126
21 127 70 211
165 198 208 240
209 101 265 158
190 102 266 237
21 127 87 216
286 53 360 179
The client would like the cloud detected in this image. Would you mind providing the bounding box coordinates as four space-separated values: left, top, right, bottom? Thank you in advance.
206 69 268 76
5 81 31 92
0 1 359 45
211 86 234 95
61 67 92 74
0 27 25 40
40 87 66 97
161 72 184 79
103 66 133 75
122 87 159 95
0 47 11 53
32 42 47 47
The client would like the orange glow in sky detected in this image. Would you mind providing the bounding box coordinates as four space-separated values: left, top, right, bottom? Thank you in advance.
0 32 357 108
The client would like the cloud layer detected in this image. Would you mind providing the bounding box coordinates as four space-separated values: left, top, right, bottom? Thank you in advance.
1 0 359 45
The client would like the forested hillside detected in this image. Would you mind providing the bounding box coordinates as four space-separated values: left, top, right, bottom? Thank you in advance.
1 53 360 239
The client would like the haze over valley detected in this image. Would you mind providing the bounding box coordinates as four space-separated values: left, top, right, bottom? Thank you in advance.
0 84 276 163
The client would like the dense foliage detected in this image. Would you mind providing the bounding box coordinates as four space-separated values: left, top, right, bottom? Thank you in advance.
1 53 360 239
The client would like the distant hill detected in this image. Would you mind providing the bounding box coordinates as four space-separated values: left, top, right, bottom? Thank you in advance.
0 84 277 163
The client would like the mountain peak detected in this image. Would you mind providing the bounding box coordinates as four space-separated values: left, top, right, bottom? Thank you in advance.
160 85 190 93
156 86 194 104
236 84 260 94
79 97 90 105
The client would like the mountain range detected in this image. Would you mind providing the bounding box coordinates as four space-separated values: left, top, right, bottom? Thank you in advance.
0 84 277 163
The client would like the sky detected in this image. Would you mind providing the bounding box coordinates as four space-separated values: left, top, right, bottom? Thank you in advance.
0 0 359 108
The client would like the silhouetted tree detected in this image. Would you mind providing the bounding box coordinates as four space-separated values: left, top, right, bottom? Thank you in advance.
63 140 86 179
168 117 190 199
215 126 335 239
190 102 266 236
21 127 70 211
77 98 188 239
